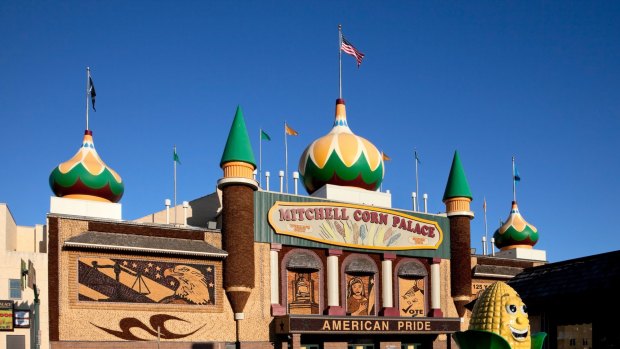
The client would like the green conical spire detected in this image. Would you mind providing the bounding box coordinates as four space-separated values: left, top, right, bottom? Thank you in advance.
220 106 256 168
443 150 473 201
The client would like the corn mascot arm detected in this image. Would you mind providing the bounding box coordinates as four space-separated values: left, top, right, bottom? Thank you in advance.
453 281 546 349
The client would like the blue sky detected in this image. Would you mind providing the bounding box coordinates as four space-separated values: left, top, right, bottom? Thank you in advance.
2 1 619 262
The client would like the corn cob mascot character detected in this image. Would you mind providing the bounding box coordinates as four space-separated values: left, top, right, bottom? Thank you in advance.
454 281 546 349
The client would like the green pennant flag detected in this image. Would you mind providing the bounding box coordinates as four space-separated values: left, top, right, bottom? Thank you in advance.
261 130 271 141
173 149 181 164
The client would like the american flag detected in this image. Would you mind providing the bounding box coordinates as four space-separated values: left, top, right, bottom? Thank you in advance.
88 76 96 111
341 36 365 68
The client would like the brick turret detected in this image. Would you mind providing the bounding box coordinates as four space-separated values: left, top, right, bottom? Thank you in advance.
217 106 258 318
443 150 474 317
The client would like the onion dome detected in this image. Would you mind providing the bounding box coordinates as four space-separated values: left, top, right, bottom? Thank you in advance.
493 201 539 250
49 130 124 203
298 99 384 194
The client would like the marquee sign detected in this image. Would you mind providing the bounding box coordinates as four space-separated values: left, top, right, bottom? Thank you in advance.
274 315 461 334
268 201 443 250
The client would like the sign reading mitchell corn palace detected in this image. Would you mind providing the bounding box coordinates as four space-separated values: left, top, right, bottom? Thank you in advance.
268 201 443 250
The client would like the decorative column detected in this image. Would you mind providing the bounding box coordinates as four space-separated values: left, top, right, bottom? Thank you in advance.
380 253 399 316
326 249 345 315
443 150 474 317
270 243 286 315
430 257 443 317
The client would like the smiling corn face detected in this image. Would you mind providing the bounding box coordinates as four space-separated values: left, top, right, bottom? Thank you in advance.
469 282 530 349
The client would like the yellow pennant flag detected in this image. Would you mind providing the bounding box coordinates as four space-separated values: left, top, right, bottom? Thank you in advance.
285 123 299 136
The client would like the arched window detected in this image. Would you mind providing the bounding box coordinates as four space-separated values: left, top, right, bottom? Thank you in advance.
396 260 428 317
282 250 322 315
342 254 378 316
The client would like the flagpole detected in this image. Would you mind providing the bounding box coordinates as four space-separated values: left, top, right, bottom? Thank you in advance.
259 128 262 187
414 149 419 211
380 152 383 192
85 67 90 130
285 122 289 193
483 197 489 255
512 156 516 202
174 145 177 225
338 24 343 99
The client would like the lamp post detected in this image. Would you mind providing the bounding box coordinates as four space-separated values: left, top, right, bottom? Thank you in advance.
33 284 40 349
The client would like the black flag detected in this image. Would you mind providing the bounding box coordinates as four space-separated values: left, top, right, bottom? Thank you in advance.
89 76 97 111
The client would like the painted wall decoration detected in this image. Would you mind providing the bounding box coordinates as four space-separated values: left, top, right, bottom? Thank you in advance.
93 314 204 341
399 278 425 317
287 271 319 314
268 201 443 250
345 275 376 316
472 279 494 297
78 257 215 305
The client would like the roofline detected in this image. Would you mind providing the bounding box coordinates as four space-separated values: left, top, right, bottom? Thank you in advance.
64 241 228 258
472 272 515 279
520 249 620 271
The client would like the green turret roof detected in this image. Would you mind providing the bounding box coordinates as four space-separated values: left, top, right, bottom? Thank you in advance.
443 150 473 201
220 106 256 168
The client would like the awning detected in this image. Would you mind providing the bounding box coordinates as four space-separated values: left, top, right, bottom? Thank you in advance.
345 258 378 274
64 231 227 258
287 252 321 270
398 261 428 277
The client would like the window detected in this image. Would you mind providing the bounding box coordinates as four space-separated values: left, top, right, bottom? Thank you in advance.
9 279 21 299
557 324 592 349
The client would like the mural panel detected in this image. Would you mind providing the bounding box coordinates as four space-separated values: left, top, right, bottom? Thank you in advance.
345 275 376 316
78 257 215 305
287 271 319 314
399 278 425 317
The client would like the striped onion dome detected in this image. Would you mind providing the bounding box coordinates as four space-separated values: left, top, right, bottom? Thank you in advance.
298 99 384 194
49 130 124 203
493 201 539 250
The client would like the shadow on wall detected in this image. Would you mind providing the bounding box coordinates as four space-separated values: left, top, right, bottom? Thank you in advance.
191 343 246 349
187 192 221 228
191 344 217 349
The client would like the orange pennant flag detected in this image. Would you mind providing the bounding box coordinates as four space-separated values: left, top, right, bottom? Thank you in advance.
285 123 299 136
382 152 391 161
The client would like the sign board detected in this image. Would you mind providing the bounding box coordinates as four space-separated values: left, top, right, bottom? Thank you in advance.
28 260 36 290
0 300 14 331
14 309 30 328
274 315 461 334
21 259 27 291
268 202 443 250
